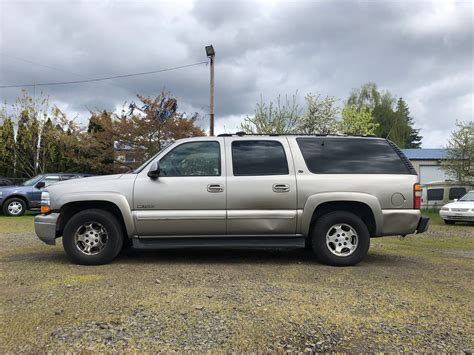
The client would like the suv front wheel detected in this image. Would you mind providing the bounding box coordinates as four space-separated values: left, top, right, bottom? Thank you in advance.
62 209 123 265
311 211 370 266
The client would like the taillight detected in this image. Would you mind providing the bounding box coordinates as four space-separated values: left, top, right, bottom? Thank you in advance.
414 183 422 209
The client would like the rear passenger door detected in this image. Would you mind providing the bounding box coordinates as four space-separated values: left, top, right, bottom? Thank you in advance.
225 137 297 235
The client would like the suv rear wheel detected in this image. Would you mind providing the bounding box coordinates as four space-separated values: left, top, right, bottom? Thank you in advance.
311 211 370 266
3 197 27 217
62 209 123 265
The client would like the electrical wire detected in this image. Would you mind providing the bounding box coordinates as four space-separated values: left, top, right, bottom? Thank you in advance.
0 61 208 88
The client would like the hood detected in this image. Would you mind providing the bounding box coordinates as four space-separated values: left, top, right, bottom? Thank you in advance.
52 174 125 187
443 201 474 209
0 185 32 193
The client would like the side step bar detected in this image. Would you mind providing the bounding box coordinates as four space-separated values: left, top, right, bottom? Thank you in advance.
132 237 305 250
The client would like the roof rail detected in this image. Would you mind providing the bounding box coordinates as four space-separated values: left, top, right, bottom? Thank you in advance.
217 132 378 138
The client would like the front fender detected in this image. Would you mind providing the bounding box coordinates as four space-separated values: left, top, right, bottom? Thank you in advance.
53 192 135 237
300 192 383 236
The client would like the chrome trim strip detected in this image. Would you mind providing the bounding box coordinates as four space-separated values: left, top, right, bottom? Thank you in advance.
227 210 296 220
137 234 305 239
134 210 226 221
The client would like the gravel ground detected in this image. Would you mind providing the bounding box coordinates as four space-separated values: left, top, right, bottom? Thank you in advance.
0 216 473 352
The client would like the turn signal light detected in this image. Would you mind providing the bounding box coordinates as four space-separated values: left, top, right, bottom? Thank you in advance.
414 183 422 209
41 206 51 214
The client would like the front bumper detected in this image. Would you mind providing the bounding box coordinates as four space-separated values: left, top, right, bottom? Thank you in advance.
34 213 60 245
439 210 474 222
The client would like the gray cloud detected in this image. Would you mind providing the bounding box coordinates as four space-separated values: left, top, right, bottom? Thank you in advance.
0 0 472 147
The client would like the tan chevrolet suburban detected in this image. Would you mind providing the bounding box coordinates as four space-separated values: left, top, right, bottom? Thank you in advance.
34 134 429 266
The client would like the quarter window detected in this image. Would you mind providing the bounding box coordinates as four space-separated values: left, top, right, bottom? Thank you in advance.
427 188 444 201
449 187 466 200
232 140 289 176
159 141 220 176
297 138 410 174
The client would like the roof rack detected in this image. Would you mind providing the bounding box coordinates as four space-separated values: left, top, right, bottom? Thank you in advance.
217 132 377 138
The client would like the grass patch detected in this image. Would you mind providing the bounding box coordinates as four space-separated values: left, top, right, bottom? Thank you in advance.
0 214 36 233
421 208 443 225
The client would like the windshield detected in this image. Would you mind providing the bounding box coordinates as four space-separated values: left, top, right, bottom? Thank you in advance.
459 191 474 201
22 175 44 186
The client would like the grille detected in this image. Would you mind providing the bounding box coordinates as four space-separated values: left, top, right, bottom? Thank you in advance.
451 208 469 212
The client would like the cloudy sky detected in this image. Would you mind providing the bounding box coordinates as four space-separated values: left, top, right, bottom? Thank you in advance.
0 0 472 147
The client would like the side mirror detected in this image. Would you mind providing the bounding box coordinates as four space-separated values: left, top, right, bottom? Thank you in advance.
36 181 46 189
147 161 160 179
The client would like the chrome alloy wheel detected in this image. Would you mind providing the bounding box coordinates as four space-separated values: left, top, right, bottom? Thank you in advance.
74 222 108 255
8 201 23 215
326 223 359 257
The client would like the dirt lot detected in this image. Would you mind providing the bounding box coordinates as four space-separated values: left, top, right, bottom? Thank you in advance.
1 213 473 352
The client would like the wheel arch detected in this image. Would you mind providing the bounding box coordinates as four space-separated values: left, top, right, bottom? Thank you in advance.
301 193 383 237
56 197 134 238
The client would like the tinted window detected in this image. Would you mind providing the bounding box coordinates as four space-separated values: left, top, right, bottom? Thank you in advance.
232 140 289 176
449 187 466 200
297 138 409 174
159 141 220 176
427 188 444 201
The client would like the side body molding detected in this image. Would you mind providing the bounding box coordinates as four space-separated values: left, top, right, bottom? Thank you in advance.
53 192 135 237
300 192 383 236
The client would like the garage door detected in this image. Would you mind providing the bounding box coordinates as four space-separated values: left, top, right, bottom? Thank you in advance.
419 165 451 184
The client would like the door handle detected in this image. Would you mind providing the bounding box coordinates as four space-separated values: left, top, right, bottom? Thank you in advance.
273 183 290 193
207 184 224 193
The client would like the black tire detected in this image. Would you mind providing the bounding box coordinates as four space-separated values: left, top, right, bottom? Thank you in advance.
62 209 123 265
444 220 455 225
311 211 370 266
2 197 27 217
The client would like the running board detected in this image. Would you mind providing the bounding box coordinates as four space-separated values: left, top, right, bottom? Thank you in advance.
132 237 305 250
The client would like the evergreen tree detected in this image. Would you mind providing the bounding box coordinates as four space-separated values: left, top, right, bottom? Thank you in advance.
0 117 16 177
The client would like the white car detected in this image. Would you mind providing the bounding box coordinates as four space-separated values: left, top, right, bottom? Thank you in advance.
439 190 474 224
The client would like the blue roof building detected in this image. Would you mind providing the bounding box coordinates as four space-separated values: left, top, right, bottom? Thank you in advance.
401 148 451 184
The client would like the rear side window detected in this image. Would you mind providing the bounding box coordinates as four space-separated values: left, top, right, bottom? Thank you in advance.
297 138 410 174
449 187 466 200
232 140 289 176
427 188 444 201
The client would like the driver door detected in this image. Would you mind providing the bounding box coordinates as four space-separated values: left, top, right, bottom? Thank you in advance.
133 139 226 236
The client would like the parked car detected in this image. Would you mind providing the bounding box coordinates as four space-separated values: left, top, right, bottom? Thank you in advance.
0 173 92 216
35 134 429 266
439 190 474 224
421 180 474 209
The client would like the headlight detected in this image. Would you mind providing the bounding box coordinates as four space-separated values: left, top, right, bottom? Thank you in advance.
40 191 51 213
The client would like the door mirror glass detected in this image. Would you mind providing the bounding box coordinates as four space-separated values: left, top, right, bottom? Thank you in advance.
35 181 46 189
147 161 160 179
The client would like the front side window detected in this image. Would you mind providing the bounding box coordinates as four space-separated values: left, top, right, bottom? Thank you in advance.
232 140 289 176
159 141 220 177
297 138 410 174
427 188 444 201
42 176 61 187
448 187 466 200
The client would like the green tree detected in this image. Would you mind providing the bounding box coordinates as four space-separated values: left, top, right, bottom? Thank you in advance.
0 115 16 177
240 94 301 134
297 94 339 134
340 104 379 135
85 111 115 174
348 83 422 147
442 121 473 183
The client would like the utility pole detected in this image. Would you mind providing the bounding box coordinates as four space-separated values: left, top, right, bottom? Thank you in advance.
205 45 215 136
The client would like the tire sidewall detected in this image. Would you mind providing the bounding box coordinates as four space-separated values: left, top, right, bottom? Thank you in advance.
63 209 123 265
311 211 370 266
3 198 26 217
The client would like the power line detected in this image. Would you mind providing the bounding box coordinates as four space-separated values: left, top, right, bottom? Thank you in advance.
0 61 209 89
